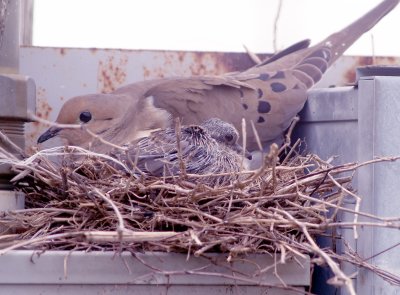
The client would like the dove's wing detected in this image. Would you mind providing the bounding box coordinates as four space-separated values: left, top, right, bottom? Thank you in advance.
38 0 399 153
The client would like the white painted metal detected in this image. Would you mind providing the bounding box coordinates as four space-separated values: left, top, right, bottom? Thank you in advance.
295 75 400 294
0 250 309 294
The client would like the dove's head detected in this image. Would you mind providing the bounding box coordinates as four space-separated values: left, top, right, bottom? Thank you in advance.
37 94 171 150
37 94 129 147
38 93 170 152
201 118 252 159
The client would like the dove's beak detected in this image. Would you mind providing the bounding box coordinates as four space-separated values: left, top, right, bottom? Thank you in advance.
37 127 62 144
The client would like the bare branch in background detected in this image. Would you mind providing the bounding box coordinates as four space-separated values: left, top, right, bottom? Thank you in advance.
273 0 284 52
371 34 376 64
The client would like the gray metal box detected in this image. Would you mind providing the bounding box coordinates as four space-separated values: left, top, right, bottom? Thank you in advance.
0 250 310 294
295 75 400 294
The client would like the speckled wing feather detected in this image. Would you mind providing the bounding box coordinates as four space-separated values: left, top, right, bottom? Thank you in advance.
130 128 178 176
130 126 211 177
131 0 399 150
112 121 246 185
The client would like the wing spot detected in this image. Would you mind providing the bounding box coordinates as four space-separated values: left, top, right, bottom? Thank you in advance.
271 82 287 93
257 88 263 98
242 103 248 110
257 101 271 114
257 116 265 123
259 73 270 81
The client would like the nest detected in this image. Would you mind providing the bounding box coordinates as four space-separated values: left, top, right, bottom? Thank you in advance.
1 132 400 294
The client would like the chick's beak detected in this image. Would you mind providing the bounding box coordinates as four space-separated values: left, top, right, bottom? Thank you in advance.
37 127 62 144
233 143 252 160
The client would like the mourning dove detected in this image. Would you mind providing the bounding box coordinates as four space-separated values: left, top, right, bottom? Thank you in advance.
112 118 249 185
38 0 399 153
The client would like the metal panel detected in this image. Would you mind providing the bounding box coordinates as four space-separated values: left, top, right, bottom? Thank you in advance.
0 250 309 294
357 76 400 295
294 75 400 294
0 0 36 183
295 86 359 166
0 0 19 73
0 285 302 295
294 87 359 295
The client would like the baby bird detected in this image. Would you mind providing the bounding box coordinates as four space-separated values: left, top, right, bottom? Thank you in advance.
112 118 250 186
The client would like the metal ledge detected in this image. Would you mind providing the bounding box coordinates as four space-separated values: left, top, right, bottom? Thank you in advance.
0 250 309 294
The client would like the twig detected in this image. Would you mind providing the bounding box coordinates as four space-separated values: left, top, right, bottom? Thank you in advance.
276 208 356 295
84 230 178 242
243 44 262 65
90 188 126 232
0 130 25 159
273 0 284 52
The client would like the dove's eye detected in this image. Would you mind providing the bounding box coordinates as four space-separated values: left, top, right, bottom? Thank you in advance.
224 134 234 143
79 111 92 123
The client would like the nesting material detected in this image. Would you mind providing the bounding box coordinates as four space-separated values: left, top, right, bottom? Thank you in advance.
0 139 400 293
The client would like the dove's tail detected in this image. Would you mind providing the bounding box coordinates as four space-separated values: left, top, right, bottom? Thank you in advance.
265 0 400 88
321 0 399 67
244 0 399 88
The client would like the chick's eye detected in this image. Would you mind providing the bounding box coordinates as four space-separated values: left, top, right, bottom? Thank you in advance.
79 111 92 123
224 134 234 143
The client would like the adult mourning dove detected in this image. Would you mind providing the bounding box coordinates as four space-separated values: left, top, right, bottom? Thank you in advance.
112 118 249 186
37 0 399 152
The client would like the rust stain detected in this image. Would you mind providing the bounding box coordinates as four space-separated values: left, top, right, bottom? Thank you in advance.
163 52 175 67
188 52 245 76
343 55 400 84
26 126 39 155
190 51 269 75
142 66 151 79
36 87 52 121
380 56 398 64
25 137 36 155
343 59 360 84
140 51 271 80
97 55 128 93
142 64 166 79
177 51 185 63
26 86 53 155
89 48 98 55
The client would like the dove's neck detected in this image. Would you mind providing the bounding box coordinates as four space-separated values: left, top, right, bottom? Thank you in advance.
104 95 172 149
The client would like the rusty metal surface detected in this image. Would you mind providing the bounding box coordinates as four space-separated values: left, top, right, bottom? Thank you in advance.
19 46 400 153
